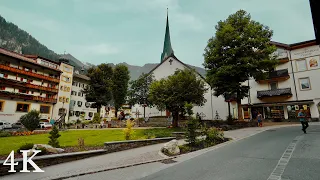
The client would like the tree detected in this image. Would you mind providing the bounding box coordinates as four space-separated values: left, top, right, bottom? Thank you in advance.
20 110 40 132
203 10 278 120
48 125 61 148
112 64 130 117
127 73 154 118
149 69 207 127
83 64 113 114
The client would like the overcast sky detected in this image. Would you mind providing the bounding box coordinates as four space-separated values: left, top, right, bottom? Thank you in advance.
0 0 315 67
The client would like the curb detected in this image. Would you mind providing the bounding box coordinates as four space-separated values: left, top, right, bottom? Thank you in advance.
51 157 176 180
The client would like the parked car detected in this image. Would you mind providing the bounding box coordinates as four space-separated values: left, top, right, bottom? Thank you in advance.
39 122 52 129
3 122 12 129
12 122 23 129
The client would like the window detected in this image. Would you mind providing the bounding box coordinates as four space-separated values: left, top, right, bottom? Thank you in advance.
0 73 4 78
0 86 5 90
46 94 53 98
40 105 50 114
75 111 80 117
59 97 63 102
66 98 69 103
72 81 78 86
81 111 85 115
58 108 66 116
85 102 91 108
64 65 72 72
19 89 28 94
78 83 81 87
64 86 68 91
299 77 311 90
69 111 74 116
269 82 277 90
16 103 29 112
81 84 85 88
296 60 307 71
71 91 77 95
88 112 93 117
78 92 82 96
60 86 64 90
70 100 76 106
62 76 71 83
31 91 34 94
0 101 4 111
77 101 82 107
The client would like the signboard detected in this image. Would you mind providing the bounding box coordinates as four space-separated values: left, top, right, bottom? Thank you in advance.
291 46 320 60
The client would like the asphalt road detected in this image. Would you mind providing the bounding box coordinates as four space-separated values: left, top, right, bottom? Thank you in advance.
66 125 320 180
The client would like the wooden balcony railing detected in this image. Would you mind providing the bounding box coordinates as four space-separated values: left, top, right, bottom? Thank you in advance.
0 91 57 103
0 64 60 83
257 88 292 99
0 78 58 93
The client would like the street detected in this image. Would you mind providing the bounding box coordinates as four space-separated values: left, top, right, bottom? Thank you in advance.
65 125 320 180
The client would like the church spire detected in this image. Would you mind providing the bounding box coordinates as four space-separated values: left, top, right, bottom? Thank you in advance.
161 8 174 62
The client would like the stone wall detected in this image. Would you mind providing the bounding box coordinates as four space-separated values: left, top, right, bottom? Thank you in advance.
104 137 175 153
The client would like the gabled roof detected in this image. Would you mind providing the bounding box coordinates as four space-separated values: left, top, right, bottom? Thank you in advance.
73 73 90 81
0 47 61 72
148 54 207 82
24 55 60 65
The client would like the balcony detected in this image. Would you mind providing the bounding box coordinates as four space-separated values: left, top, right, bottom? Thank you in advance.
276 52 289 63
0 91 57 103
257 88 292 99
0 64 60 83
256 69 290 83
0 77 58 93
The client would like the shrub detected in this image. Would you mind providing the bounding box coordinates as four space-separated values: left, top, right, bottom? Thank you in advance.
123 120 135 140
20 110 40 132
0 130 12 137
48 125 61 148
203 128 225 146
17 143 34 153
186 117 200 147
11 131 34 136
35 147 47 156
91 113 101 123
143 129 172 138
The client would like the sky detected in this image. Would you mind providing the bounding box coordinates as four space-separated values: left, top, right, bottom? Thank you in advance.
0 0 316 67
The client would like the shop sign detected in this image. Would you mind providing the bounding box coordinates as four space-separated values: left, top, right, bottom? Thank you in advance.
291 46 320 59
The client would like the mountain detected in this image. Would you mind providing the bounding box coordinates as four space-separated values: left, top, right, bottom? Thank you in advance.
0 14 206 80
0 15 59 61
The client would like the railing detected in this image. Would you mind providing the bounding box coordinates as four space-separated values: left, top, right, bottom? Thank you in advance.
0 91 57 103
256 69 289 82
0 64 60 83
257 88 292 98
0 78 58 93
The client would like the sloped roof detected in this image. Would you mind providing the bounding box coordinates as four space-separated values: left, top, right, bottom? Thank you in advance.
73 73 90 81
0 47 61 72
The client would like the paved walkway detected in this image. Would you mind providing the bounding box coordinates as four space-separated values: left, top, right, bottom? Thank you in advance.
2 122 319 180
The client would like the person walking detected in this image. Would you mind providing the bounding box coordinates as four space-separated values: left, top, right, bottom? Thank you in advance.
256 111 263 127
298 109 309 134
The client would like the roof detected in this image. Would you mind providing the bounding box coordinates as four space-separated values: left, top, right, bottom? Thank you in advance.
24 55 60 65
73 73 90 81
0 47 62 72
148 54 207 82
271 39 317 50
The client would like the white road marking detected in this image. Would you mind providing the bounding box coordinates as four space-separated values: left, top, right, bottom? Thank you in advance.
267 135 302 180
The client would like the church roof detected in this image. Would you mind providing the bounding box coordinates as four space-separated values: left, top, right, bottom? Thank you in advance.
160 8 174 62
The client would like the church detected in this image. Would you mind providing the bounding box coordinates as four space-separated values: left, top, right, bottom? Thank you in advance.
131 10 228 120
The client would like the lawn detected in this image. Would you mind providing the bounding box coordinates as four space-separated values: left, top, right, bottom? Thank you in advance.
0 128 182 156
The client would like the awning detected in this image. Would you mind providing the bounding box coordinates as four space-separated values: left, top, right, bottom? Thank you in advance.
243 100 314 107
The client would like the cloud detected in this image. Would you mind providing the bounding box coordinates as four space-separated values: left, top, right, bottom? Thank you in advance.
78 43 120 55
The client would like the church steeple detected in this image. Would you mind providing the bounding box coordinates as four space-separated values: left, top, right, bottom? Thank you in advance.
161 8 174 62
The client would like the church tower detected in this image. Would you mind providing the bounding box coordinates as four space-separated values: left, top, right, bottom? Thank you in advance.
160 8 174 62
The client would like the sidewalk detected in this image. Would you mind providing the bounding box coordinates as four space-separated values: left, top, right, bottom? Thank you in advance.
2 122 318 180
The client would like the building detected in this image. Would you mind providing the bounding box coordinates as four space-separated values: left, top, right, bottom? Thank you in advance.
131 10 228 120
0 48 62 123
230 40 320 121
69 70 98 122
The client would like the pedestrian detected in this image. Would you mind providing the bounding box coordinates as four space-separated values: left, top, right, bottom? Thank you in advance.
256 111 263 127
298 109 309 134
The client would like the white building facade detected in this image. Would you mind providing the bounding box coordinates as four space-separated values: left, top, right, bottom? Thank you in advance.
230 40 320 121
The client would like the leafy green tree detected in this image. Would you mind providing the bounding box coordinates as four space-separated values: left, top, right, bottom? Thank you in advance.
127 73 154 118
48 125 61 148
20 110 40 132
203 10 277 120
112 64 130 117
149 69 207 127
83 63 113 113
